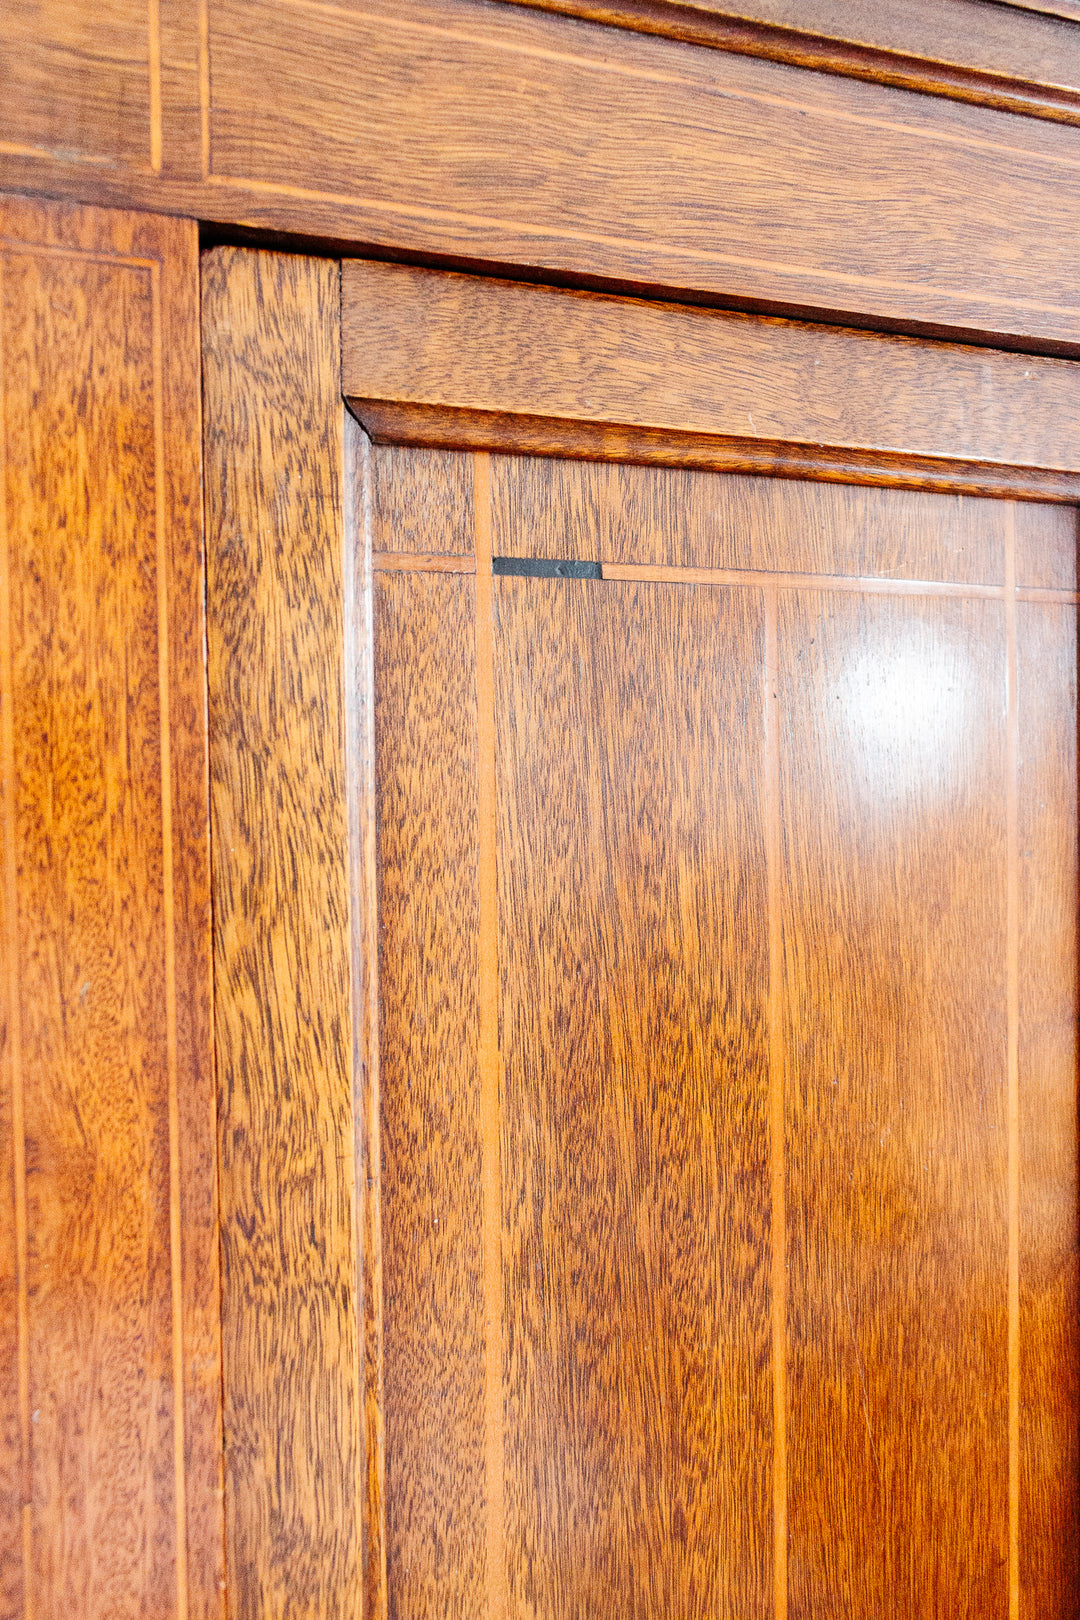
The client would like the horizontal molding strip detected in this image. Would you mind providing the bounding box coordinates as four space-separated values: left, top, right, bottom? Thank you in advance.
497 0 1080 130
372 550 476 573
343 261 1080 500
369 551 1080 600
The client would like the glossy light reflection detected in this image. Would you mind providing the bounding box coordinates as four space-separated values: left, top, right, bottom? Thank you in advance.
836 615 980 802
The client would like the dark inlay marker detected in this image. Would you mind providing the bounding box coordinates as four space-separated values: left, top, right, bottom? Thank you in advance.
492 557 602 579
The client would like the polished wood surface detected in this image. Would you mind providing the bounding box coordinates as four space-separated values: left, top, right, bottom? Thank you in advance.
496 571 773 1617
0 193 222 1619
1017 600 1080 1612
781 588 1008 1614
343 262 1080 500
364 441 1080 1617
202 247 364 1620
502 0 1080 126
374 569 486 1618
0 0 202 176
12 2 1080 351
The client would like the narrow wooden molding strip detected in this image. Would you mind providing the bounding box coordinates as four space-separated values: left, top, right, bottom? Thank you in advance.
498 0 1080 129
1005 508 1022 1620
764 584 787 1620
343 263 1080 498
1001 0 1080 21
367 553 1080 601
373 550 477 573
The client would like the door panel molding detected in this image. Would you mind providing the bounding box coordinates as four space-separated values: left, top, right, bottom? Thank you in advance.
343 260 1080 501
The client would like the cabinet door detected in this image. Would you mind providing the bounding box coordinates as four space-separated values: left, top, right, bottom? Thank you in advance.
204 247 1080 1620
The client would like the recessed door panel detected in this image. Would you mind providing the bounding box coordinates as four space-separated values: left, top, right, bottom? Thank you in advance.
370 444 1080 1619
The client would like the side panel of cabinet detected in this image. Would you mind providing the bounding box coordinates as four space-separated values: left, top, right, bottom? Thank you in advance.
0 194 222 1620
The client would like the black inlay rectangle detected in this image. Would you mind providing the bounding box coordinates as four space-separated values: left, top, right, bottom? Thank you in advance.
492 556 602 579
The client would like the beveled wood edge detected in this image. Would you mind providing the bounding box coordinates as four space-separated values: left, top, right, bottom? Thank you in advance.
999 0 1080 21
496 0 1080 128
346 399 1080 504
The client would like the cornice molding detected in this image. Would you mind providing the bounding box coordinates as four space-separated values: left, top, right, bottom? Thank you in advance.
497 0 1080 127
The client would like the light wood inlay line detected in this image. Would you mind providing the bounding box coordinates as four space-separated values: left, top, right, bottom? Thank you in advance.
765 585 787 1620
1005 510 1021 1620
0 252 33 1620
199 0 212 179
373 551 476 574
0 142 116 167
474 452 506 1620
0 241 158 271
150 259 188 1620
370 556 1080 601
1015 586 1080 603
222 165 1080 323
147 0 162 171
606 563 1006 597
267 0 1080 178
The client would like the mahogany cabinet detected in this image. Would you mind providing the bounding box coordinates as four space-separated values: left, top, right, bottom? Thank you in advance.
4 3 1080 1617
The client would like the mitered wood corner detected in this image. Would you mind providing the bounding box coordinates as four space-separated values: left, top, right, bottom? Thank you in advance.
342 260 1080 499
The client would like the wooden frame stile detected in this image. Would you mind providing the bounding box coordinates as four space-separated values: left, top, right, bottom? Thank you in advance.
344 407 390 1620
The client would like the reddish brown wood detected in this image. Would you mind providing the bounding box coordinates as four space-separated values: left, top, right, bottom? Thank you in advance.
1017 599 1080 1614
495 570 773 1617
372 445 476 557
373 567 487 1617
499 0 1080 126
488 456 1014 581
0 192 222 1620
780 584 1010 1615
1015 502 1079 589
202 247 365 1620
364 442 1080 1618
343 263 1080 498
14 1 1080 351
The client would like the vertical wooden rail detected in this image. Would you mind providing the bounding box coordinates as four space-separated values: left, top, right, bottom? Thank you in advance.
0 250 32 1620
764 586 787 1620
203 247 364 1620
1005 509 1020 1620
473 452 506 1620
344 414 388 1620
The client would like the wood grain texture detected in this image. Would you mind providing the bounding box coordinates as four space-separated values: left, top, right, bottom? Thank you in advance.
351 401 1080 505
1 0 158 170
372 445 475 557
177 0 1080 351
494 572 772 1618
13 0 1080 349
1017 600 1080 1618
371 441 1080 1613
1014 502 1079 589
374 570 487 1619
0 0 202 176
343 263 1080 495
780 587 1009 1616
0 193 222 1619
489 456 1013 582
1002 1 1080 22
498 0 1080 127
202 246 364 1620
